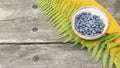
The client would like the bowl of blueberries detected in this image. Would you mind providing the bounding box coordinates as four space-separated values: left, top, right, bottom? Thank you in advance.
72 7 108 40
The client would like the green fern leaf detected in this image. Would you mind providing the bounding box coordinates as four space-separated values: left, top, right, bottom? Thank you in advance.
64 33 77 43
117 59 120 68
88 41 94 52
92 34 109 58
109 49 120 68
55 19 69 30
57 24 71 34
103 50 109 68
60 29 73 38
103 42 120 68
51 15 64 26
92 33 116 59
96 34 120 62
109 55 114 68
72 38 83 47
81 40 89 49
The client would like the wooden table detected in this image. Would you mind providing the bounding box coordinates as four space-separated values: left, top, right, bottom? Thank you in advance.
0 0 119 68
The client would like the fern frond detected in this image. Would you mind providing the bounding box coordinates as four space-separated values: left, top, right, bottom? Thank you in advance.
103 42 120 68
57 24 71 35
117 59 120 68
60 29 73 38
72 38 83 47
64 33 77 43
92 34 110 58
96 34 120 62
92 33 117 58
81 40 89 49
103 50 109 68
109 48 120 68
88 41 95 52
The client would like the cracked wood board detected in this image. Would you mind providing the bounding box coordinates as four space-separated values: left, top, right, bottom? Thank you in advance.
0 44 102 68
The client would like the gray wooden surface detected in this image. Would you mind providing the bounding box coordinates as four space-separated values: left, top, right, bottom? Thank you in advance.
0 0 119 68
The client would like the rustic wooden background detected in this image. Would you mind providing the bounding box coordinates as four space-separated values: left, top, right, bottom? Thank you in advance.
0 0 119 68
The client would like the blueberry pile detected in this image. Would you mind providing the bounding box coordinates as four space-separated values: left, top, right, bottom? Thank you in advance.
75 12 105 37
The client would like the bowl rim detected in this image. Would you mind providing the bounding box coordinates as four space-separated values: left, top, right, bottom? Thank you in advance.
71 6 109 40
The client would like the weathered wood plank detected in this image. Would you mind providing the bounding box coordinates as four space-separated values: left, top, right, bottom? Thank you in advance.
0 0 64 43
97 0 120 25
0 44 102 68
97 0 116 6
0 14 64 43
0 0 119 43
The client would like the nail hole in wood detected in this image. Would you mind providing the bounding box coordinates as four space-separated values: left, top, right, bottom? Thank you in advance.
32 4 38 9
33 55 39 62
32 27 38 32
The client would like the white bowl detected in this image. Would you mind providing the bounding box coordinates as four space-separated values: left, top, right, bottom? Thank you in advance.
72 6 109 40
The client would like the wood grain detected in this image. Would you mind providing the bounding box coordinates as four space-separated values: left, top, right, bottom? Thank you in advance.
0 0 64 43
0 44 102 68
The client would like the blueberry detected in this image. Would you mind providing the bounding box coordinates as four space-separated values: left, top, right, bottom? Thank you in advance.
81 17 85 20
77 20 81 23
79 14 82 17
82 12 87 15
75 15 79 19
90 16 94 20
92 30 97 33
93 33 97 36
95 23 99 26
99 25 103 28
88 20 92 23
75 28 79 32
84 27 88 30
87 12 91 15
100 19 103 22
81 31 86 35
91 32 95 36
80 27 84 29
95 28 99 31
86 24 91 27
95 16 100 20
102 24 105 27
95 15 99 18
79 19 84 22
93 15 97 18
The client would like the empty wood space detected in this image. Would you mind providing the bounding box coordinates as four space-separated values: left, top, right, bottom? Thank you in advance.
0 0 119 68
